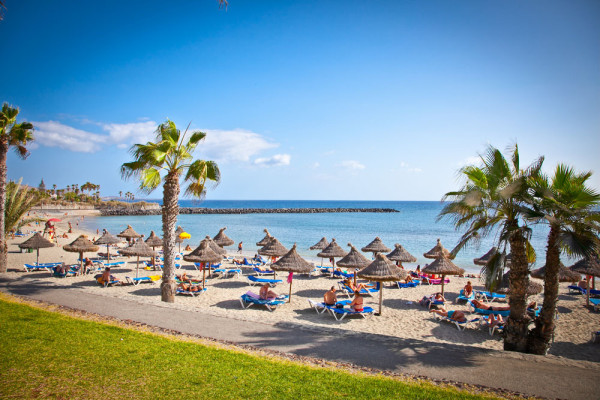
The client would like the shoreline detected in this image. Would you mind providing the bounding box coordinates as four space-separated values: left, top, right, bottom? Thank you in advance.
99 207 400 216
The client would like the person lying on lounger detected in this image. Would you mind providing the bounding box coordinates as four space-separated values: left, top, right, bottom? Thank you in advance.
259 283 279 300
429 308 467 322
471 299 516 312
343 278 376 292
177 272 192 283
323 286 337 306
349 291 364 312
488 313 504 327
463 281 473 297
178 282 202 292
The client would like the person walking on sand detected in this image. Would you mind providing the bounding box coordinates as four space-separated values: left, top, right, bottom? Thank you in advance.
238 241 243 254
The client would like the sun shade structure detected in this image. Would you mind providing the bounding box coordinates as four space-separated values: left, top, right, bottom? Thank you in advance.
361 237 390 255
63 235 99 273
423 238 453 259
386 243 417 267
183 238 222 288
421 256 463 295
309 237 329 250
202 235 227 256
570 255 600 306
213 227 234 247
531 262 580 283
145 231 163 269
256 228 272 247
19 232 54 266
357 253 408 315
119 240 157 278
258 237 288 258
496 272 543 296
337 243 371 285
94 231 122 262
317 238 347 270
117 225 141 240
271 244 314 302
473 247 497 266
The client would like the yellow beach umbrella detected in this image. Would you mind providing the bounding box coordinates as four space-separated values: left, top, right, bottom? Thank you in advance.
178 232 191 253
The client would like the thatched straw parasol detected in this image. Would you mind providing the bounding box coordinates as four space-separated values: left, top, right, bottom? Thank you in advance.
496 272 543 297
256 228 272 247
119 240 157 278
531 262 580 283
317 238 347 271
213 227 235 247
473 247 497 266
361 237 390 256
258 237 288 277
423 238 453 259
183 239 222 288
570 255 600 306
19 232 54 266
310 237 329 250
203 235 227 256
357 253 408 315
145 231 163 269
386 243 417 268
63 235 99 274
337 243 370 285
421 256 463 295
94 231 122 262
117 225 142 244
271 244 314 302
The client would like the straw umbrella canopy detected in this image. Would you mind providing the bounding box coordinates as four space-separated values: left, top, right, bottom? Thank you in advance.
19 232 54 266
145 231 163 269
337 243 371 285
256 228 272 247
473 247 497 266
213 227 235 247
203 235 227 256
183 239 222 288
63 235 99 273
317 238 347 270
423 238 453 259
174 226 187 252
94 231 122 262
258 237 288 277
271 244 314 302
310 237 329 267
119 240 157 278
496 272 543 297
117 225 141 245
570 255 600 306
361 237 391 257
531 262 580 283
421 256 463 295
357 253 408 315
386 243 417 268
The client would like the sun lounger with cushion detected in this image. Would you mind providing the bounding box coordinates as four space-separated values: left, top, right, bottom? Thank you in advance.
468 300 510 317
125 275 161 285
307 299 352 314
568 285 587 295
456 289 475 303
332 269 354 279
396 281 419 288
253 267 275 275
239 291 287 311
338 281 379 297
23 263 60 273
326 306 375 321
590 298 600 312
246 275 282 286
176 286 207 297
590 289 600 297
475 290 507 302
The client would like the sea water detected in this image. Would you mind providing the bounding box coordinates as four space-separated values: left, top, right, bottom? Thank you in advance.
80 200 552 273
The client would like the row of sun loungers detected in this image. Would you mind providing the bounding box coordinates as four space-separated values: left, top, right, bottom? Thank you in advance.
307 299 375 320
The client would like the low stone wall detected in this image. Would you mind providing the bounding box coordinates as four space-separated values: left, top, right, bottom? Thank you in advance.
99 207 399 216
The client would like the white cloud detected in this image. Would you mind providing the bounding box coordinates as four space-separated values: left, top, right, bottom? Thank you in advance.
312 162 320 168
103 121 157 145
200 129 278 162
254 154 291 167
338 160 366 170
33 121 108 153
396 161 423 173
458 156 481 167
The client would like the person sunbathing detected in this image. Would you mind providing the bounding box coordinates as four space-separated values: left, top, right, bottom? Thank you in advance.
178 282 202 292
323 286 337 306
471 299 510 311
349 291 364 312
463 281 473 297
84 257 94 274
405 275 413 283
430 307 467 322
259 283 278 300
177 272 192 283
488 313 504 327
99 267 119 285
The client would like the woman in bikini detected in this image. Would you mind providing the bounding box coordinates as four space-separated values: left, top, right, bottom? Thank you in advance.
349 291 364 312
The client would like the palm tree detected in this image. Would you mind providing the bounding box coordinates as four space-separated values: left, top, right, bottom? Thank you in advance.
526 165 600 354
121 119 220 302
5 179 41 235
439 144 543 353
119 190 123 199
0 103 34 273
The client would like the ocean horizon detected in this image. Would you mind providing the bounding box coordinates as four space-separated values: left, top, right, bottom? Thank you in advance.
82 200 555 274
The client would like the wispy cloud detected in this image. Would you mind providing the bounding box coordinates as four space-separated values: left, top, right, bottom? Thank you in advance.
458 156 481 167
254 154 291 167
312 162 320 168
338 160 365 170
396 161 422 173
200 129 278 162
33 121 108 153
103 121 157 148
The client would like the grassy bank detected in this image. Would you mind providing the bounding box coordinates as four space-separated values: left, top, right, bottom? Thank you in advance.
0 295 496 399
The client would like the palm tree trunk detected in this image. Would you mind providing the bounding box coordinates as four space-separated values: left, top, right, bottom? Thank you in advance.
527 224 560 355
0 140 7 273
161 172 180 302
504 224 531 353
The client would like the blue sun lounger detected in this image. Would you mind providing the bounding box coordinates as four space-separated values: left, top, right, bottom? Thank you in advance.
327 306 375 321
468 300 510 317
338 281 380 297
475 291 506 302
212 268 242 278
23 263 61 273
456 289 475 303
307 299 352 314
253 267 275 276
590 298 600 312
246 275 282 286
568 285 587 295
125 275 160 285
432 313 480 331
333 269 354 279
396 281 419 289
239 291 287 311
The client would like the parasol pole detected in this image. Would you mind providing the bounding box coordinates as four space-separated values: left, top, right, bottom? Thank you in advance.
586 275 590 307
79 251 84 275
106 244 110 262
136 255 140 278
378 283 383 315
36 248 40 266
202 263 206 289
288 280 292 303
441 274 446 296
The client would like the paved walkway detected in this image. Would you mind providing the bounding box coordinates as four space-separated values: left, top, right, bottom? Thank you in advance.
2 277 598 399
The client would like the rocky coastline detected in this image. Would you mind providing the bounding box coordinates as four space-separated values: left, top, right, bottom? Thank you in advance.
99 207 399 216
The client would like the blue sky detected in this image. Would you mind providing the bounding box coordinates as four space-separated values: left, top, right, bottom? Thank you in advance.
1 0 599 200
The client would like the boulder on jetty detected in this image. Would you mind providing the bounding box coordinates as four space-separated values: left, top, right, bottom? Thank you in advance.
99 207 399 216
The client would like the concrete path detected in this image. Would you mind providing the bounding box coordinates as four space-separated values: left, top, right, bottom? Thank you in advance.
1 278 598 400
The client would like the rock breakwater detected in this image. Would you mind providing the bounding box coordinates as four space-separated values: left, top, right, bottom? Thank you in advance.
99 207 399 216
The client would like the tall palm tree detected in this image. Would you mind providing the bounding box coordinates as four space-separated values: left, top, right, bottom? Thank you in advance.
121 119 220 302
526 165 600 354
0 103 34 273
439 144 543 353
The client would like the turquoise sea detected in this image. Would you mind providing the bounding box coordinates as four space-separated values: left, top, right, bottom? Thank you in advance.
81 200 553 274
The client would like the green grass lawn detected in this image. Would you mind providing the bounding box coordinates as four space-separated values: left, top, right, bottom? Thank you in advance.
0 295 497 399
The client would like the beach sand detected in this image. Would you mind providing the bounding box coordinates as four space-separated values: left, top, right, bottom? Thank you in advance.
5 210 600 364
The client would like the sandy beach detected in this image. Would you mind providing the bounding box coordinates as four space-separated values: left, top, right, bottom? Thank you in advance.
5 210 600 365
